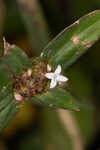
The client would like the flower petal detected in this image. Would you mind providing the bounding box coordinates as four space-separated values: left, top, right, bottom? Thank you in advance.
57 75 68 82
50 79 57 88
45 73 54 79
54 65 61 75
47 64 52 72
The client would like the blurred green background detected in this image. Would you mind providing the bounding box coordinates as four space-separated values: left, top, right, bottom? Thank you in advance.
1 0 100 150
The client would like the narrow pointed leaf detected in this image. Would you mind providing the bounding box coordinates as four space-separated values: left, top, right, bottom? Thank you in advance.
31 88 79 111
41 10 100 70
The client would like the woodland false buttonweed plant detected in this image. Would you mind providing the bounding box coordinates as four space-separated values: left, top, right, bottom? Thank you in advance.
1 10 100 130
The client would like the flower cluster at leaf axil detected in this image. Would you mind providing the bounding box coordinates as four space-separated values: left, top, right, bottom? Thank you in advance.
14 60 47 101
14 62 68 101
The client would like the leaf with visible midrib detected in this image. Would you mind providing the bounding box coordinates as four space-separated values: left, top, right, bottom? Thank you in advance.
41 10 100 70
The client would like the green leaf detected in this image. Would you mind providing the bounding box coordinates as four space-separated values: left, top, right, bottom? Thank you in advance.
31 88 79 111
3 46 32 76
0 60 16 130
0 94 17 131
41 10 100 70
0 84 12 111
0 45 32 130
0 60 12 91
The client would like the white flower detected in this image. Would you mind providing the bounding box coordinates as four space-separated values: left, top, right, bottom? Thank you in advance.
27 68 32 77
14 93 23 101
45 65 68 88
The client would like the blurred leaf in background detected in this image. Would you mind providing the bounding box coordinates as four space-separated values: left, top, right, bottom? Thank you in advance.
17 0 50 55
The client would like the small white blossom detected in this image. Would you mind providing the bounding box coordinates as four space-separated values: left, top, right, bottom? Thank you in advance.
45 65 68 88
27 68 32 77
14 93 23 101
47 64 52 72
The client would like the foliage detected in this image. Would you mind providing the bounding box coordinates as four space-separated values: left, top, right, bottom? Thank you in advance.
0 10 100 132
